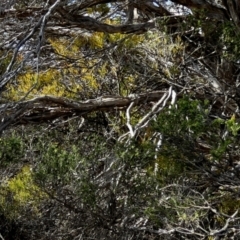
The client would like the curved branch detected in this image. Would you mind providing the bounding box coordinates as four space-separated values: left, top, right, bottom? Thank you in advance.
0 91 166 132
58 11 156 33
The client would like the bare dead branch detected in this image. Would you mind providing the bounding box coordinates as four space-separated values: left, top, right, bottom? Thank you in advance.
0 91 167 132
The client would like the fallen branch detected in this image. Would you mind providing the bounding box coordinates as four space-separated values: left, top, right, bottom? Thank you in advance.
0 91 166 133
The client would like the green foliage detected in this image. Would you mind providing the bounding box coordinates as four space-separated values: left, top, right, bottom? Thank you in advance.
154 96 208 136
1 6 240 238
0 51 12 76
210 115 240 161
0 135 23 166
117 140 155 168
0 103 239 237
149 97 239 179
226 114 240 136
219 194 240 215
222 22 240 60
210 138 231 160
151 97 209 176
174 12 240 62
214 193 240 226
0 166 46 219
33 131 110 207
87 3 110 17
35 143 80 186
148 153 187 183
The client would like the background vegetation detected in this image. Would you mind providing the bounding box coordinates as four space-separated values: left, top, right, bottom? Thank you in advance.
0 0 240 239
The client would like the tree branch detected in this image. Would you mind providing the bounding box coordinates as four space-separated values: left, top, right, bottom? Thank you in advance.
0 91 167 132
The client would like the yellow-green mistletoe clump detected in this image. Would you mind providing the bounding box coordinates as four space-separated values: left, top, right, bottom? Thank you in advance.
0 166 47 219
